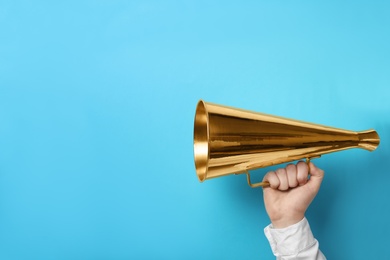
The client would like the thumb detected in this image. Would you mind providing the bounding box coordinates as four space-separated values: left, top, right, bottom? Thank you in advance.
307 162 324 193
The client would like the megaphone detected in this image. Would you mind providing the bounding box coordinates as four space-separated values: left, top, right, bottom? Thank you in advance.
193 100 380 188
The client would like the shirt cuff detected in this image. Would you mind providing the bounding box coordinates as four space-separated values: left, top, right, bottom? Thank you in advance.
264 217 316 257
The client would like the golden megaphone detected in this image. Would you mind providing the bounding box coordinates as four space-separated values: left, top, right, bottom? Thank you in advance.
193 100 380 188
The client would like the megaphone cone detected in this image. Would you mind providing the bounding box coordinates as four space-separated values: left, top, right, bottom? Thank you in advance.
193 100 380 187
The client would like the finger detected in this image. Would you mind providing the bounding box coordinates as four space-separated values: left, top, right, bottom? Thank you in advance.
286 163 298 188
263 171 280 189
275 168 289 191
297 161 309 186
307 162 324 192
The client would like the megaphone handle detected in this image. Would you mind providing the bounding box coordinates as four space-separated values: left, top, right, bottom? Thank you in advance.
245 157 318 188
306 156 321 171
245 170 270 188
306 157 311 169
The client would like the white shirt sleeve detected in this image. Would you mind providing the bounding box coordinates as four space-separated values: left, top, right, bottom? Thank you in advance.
264 217 326 260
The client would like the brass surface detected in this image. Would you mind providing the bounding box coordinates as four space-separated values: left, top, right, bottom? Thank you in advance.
193 100 380 187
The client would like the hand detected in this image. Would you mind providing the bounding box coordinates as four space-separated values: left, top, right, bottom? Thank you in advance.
263 161 324 228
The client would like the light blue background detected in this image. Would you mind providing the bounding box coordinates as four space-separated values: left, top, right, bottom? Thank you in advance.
1 1 389 259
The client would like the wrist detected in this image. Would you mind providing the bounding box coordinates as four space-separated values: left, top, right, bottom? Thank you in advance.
271 214 305 229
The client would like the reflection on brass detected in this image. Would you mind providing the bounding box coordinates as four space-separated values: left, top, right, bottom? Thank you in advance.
193 100 380 188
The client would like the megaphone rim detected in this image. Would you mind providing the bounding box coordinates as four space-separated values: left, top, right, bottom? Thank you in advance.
194 100 209 182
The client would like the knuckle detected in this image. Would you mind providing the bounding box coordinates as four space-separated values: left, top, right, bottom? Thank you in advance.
286 164 295 171
276 168 286 176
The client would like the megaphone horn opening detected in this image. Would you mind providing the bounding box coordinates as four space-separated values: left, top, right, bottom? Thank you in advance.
194 100 209 182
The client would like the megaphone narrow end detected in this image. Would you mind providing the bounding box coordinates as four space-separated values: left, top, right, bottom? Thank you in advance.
358 129 380 151
194 100 209 182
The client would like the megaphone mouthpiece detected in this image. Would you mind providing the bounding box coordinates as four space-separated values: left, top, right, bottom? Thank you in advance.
358 130 380 151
